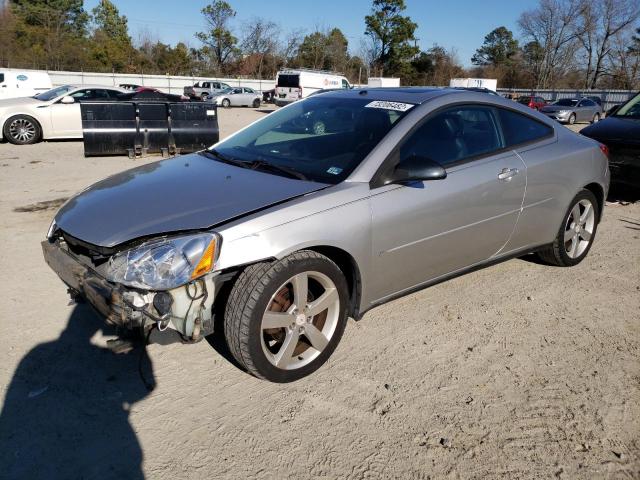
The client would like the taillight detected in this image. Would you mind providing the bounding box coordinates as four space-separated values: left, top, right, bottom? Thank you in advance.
599 143 609 159
298 86 303 99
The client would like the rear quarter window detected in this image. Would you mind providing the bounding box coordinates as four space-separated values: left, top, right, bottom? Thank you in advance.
498 108 553 147
0 73 4 84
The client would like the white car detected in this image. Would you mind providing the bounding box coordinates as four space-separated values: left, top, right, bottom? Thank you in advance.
212 87 261 108
0 84 125 145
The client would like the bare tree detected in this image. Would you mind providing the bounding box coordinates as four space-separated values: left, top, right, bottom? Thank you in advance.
280 28 304 66
240 17 280 78
518 0 583 88
577 0 640 88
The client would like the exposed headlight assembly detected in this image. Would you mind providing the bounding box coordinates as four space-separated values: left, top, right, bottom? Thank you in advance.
106 233 220 290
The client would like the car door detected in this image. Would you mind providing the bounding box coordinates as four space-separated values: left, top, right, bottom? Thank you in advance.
49 89 111 137
230 88 244 106
369 105 526 302
576 99 590 121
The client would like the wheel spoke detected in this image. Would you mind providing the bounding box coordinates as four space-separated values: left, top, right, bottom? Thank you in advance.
304 324 329 352
564 228 574 242
571 204 581 224
274 329 300 368
262 310 293 329
291 273 308 308
579 204 591 224
569 234 579 257
306 288 338 317
579 229 592 242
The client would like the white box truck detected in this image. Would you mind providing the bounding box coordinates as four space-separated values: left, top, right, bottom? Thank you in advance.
0 69 52 100
367 77 401 88
449 78 497 91
275 69 352 106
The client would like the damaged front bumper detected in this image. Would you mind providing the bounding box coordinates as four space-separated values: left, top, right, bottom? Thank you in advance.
41 239 217 342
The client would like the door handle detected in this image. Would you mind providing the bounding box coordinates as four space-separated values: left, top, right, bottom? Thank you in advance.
498 168 519 181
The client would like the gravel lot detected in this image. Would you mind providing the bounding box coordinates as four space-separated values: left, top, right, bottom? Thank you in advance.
0 107 638 479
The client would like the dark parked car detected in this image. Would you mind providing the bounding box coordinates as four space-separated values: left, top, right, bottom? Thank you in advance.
516 95 547 110
581 92 640 189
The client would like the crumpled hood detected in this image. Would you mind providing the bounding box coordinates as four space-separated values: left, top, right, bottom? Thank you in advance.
54 152 329 248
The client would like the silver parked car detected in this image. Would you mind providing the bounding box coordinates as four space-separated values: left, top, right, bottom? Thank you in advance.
540 97 603 124
42 88 609 382
212 87 261 108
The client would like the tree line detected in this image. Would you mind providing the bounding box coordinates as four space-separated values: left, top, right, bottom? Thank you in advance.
0 0 638 89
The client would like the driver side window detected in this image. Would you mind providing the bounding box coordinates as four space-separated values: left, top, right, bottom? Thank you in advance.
400 105 502 167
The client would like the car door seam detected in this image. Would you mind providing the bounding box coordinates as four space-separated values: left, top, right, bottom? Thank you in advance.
492 149 528 257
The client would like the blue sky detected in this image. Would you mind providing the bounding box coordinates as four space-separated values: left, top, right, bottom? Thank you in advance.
84 0 540 67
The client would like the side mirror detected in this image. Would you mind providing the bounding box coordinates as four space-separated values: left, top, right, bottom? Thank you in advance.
390 156 447 184
60 96 75 104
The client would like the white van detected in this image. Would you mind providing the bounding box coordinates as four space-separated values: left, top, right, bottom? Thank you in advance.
0 69 53 100
275 69 351 106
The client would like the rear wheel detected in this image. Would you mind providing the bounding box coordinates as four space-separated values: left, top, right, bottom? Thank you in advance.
200 93 209 102
224 250 349 382
3 115 41 145
591 113 600 123
537 189 599 267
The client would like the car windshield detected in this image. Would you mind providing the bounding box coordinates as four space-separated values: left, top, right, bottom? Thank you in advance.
517 97 532 104
209 96 411 184
34 85 74 101
614 93 640 118
554 99 579 107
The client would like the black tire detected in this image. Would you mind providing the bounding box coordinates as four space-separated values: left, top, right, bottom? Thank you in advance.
568 113 576 125
252 98 260 108
200 93 209 102
3 115 42 145
591 113 600 124
222 98 231 108
537 189 599 267
224 250 349 382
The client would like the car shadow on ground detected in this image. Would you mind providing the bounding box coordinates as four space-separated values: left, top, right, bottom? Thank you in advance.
0 304 154 480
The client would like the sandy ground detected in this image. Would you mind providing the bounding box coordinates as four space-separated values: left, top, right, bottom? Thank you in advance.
0 107 638 480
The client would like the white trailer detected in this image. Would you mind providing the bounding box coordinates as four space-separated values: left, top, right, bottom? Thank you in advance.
449 78 498 91
275 69 352 106
367 77 401 88
0 69 52 100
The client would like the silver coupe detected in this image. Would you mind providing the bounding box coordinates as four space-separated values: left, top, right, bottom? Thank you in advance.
43 88 610 382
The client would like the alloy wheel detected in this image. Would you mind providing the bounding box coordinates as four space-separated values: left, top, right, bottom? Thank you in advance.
9 118 36 143
564 199 595 259
260 271 340 370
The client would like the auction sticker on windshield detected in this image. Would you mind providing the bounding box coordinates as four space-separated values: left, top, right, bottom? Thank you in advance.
365 100 414 112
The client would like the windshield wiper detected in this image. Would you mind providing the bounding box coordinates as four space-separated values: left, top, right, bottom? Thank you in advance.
202 149 250 169
248 160 309 181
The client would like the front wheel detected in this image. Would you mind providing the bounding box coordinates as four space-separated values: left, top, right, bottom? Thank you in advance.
537 189 599 267
224 251 349 382
221 98 231 108
591 113 600 123
252 98 260 108
568 113 576 125
3 115 41 145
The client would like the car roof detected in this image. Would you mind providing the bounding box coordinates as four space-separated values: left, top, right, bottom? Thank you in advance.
65 84 124 90
317 87 473 105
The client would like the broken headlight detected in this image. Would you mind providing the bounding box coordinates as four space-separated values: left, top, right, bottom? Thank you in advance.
105 233 220 290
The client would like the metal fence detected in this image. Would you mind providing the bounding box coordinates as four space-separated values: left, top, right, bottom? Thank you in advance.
496 88 637 111
45 70 276 95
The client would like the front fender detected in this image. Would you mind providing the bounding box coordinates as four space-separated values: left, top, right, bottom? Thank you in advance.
215 185 374 308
